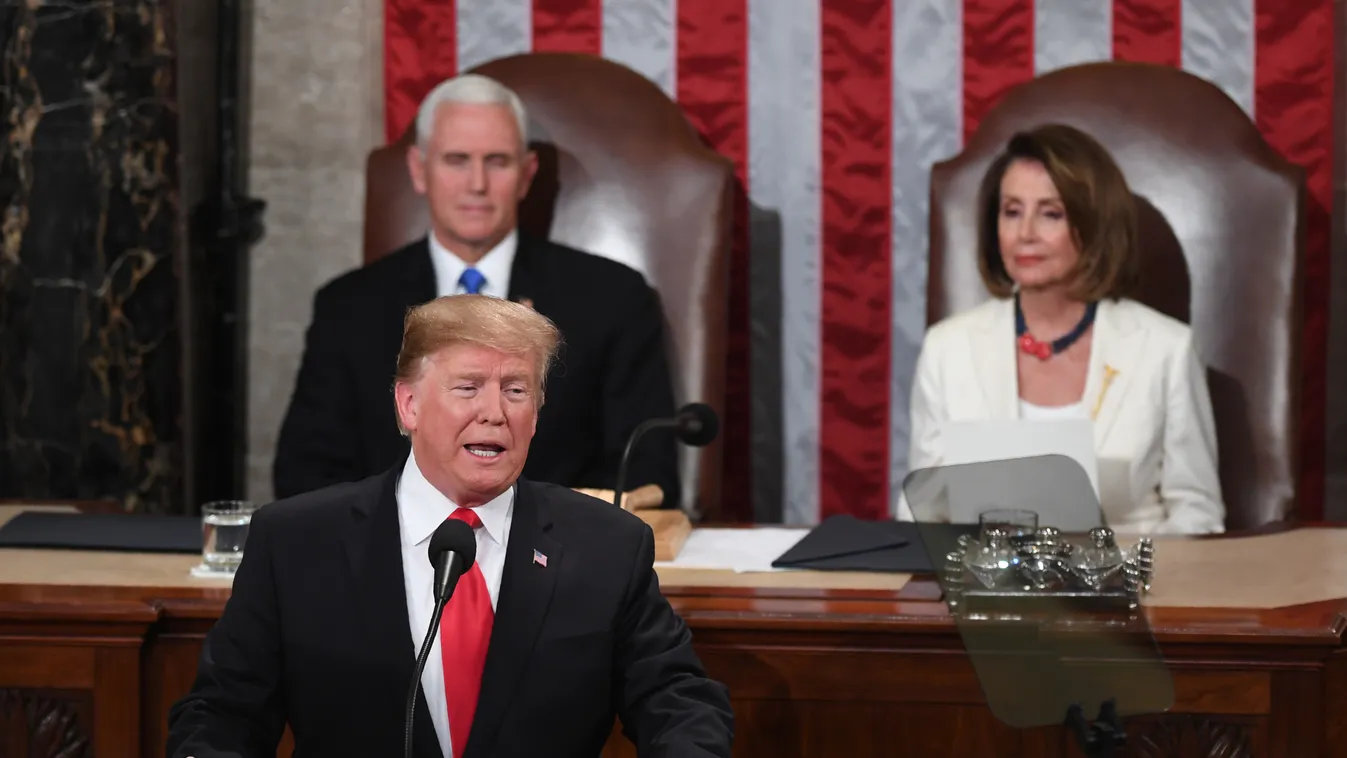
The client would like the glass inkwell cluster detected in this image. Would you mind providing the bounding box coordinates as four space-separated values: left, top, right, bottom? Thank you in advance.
943 509 1156 613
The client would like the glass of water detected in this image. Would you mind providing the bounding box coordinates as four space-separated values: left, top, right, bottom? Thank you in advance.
201 500 255 573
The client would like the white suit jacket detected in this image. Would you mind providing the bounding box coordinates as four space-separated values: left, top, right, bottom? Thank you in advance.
899 296 1224 535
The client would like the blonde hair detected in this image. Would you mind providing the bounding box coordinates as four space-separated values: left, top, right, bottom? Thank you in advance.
394 295 562 424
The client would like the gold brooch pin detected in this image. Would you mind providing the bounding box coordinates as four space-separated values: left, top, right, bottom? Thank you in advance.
1091 364 1119 421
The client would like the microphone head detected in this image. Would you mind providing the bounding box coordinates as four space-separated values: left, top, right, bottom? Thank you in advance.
674 402 720 447
428 518 478 568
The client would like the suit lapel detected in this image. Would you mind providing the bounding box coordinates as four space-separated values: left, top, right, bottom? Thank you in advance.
403 239 439 306
968 298 1019 418
1084 300 1147 447
505 233 545 311
343 467 444 758
464 480 562 757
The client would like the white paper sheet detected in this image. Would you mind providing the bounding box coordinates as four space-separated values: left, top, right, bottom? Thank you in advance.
939 418 1104 532
653 527 809 573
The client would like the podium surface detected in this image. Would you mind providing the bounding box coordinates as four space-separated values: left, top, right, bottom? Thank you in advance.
2 505 1346 758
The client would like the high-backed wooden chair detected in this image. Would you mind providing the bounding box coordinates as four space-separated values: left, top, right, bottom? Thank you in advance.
362 53 733 518
928 61 1305 531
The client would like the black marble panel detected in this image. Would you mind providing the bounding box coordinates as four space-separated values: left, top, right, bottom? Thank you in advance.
0 0 183 512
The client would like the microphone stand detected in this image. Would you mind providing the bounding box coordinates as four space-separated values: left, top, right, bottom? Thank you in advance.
1065 699 1126 757
404 593 452 758
612 417 676 512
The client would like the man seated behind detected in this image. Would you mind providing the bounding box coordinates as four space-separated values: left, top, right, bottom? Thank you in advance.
273 73 680 506
168 295 734 757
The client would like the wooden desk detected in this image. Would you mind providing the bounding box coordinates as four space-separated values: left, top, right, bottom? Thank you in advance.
2 512 1346 758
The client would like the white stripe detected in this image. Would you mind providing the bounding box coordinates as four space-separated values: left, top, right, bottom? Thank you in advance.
457 0 532 73
602 0 677 97
750 0 820 525
889 0 963 516
1035 0 1112 74
1181 0 1255 116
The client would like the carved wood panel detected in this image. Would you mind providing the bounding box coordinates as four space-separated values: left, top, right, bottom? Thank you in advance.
1130 716 1254 758
0 690 91 758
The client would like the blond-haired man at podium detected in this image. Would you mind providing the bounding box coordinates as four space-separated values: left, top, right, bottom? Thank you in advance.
168 295 732 758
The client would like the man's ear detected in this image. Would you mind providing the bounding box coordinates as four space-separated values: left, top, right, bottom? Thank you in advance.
407 145 429 195
517 148 539 201
394 380 419 433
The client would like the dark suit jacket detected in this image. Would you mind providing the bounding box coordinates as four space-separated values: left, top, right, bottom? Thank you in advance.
166 469 734 758
273 233 681 506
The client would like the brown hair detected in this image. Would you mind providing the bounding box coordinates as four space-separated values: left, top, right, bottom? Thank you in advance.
976 123 1140 301
394 294 562 405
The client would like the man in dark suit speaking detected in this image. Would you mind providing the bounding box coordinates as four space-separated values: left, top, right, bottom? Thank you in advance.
272 72 680 506
167 295 733 758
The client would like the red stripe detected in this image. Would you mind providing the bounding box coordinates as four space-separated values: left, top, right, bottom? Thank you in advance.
1254 0 1334 520
1112 0 1182 66
675 0 752 522
962 0 1035 143
818 0 893 522
383 0 458 143
532 0 602 54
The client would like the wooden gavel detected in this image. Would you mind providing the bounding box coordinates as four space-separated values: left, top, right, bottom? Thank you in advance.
572 484 665 511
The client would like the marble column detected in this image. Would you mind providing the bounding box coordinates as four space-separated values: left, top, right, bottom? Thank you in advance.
0 0 217 513
243 0 383 504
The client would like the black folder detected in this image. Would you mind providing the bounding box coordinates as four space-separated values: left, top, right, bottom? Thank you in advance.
0 511 203 553
771 515 977 573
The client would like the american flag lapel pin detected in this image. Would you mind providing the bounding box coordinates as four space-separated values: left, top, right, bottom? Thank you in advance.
533 548 548 567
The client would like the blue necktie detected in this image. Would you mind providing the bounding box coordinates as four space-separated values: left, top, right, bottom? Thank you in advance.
459 268 486 295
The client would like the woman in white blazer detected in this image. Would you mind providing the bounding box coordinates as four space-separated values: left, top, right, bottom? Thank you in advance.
901 124 1224 535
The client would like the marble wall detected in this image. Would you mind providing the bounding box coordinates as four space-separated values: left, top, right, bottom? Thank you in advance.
243 0 383 504
0 0 209 513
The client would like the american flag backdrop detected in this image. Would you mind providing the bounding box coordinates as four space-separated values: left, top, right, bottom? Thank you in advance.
383 0 1335 525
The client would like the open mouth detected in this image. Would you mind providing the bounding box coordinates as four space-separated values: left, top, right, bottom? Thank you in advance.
465 443 505 459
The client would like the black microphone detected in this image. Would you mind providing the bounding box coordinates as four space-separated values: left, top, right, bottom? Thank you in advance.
404 518 478 758
613 402 720 511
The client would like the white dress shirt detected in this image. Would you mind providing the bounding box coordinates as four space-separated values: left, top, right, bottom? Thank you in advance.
428 230 518 299
397 452 514 758
1018 398 1086 420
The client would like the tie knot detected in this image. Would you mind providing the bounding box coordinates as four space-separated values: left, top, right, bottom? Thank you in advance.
458 268 486 295
450 508 483 530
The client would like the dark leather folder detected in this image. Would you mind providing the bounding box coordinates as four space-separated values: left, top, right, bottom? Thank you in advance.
771 515 977 573
0 511 202 553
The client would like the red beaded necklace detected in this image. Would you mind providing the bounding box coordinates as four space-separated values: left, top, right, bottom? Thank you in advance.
1014 294 1098 361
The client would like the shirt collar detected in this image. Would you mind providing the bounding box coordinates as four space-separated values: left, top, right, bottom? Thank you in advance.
397 452 514 549
427 229 518 298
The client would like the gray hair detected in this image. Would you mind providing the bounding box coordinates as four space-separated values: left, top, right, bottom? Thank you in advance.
414 74 531 151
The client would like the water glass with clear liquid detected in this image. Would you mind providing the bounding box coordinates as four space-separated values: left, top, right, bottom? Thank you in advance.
202 500 255 573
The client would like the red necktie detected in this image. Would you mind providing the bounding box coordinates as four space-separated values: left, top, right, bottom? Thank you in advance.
440 508 494 758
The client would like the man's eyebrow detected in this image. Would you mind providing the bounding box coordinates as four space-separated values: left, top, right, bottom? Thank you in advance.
444 371 488 383
438 150 515 160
